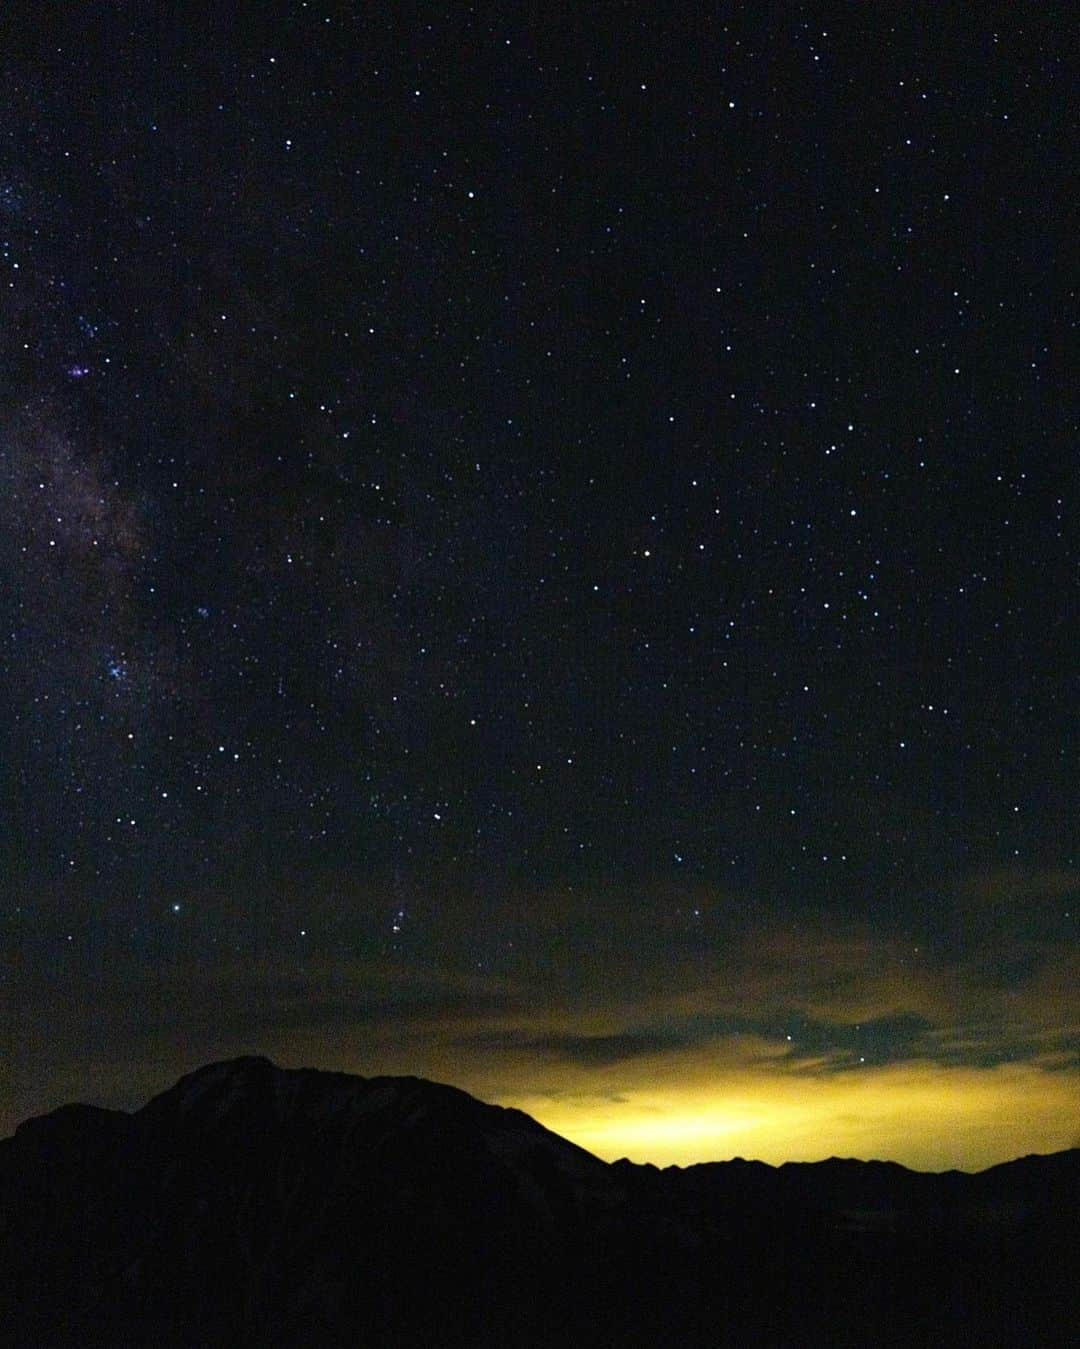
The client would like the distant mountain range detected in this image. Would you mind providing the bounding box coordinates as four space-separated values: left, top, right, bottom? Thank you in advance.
1 1056 1075 1346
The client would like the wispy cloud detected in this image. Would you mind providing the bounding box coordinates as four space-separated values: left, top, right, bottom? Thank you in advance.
6 868 1076 1169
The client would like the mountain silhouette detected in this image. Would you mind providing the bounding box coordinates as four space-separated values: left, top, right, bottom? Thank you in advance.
1 1056 1075 1346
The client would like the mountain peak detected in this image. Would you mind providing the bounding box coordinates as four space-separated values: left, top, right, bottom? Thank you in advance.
1 1063 1075 1348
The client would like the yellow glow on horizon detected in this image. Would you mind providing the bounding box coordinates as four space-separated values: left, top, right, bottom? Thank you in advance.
495 1059 1079 1173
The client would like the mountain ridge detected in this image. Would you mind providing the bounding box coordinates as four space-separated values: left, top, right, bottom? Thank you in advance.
15 1054 1073 1175
2 1056 1075 1347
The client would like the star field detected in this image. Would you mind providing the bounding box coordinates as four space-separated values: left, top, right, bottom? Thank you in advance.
1 5 1075 1166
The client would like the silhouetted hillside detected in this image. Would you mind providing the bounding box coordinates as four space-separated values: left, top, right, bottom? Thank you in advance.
1 1057 1075 1346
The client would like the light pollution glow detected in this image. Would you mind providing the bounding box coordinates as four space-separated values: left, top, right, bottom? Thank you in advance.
494 1057 1078 1173
11 876 1077 1171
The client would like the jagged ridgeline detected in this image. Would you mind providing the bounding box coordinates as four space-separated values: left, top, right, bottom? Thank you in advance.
1 1057 1076 1347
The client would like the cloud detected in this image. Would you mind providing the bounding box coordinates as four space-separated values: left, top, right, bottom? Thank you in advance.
5 868 1076 1170
479 1030 687 1067
958 866 1079 909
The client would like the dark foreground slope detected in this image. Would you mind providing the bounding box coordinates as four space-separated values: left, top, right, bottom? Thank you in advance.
1 1058 1075 1347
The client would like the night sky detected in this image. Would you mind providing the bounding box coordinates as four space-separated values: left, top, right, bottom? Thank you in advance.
2 5 1076 1169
